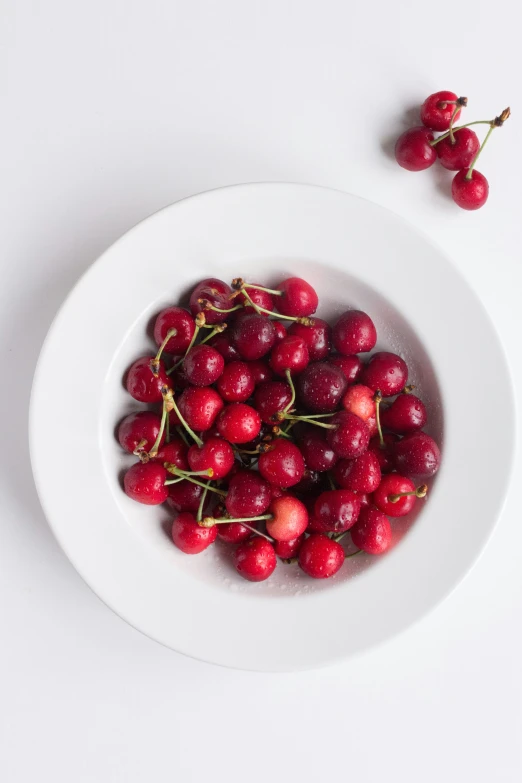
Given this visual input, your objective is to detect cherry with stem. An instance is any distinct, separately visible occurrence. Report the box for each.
[166,312,206,375]
[162,386,204,447]
[151,328,177,376]
[389,483,428,504]
[199,514,275,542]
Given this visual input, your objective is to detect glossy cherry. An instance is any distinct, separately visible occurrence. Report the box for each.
[326,411,370,459]
[297,362,348,413]
[187,437,235,480]
[273,321,287,344]
[233,537,277,582]
[167,480,209,513]
[395,127,436,171]
[237,283,275,315]
[329,354,363,383]
[118,411,164,455]
[351,507,392,555]
[452,169,489,210]
[189,278,232,324]
[373,473,422,517]
[298,534,345,579]
[124,462,169,505]
[314,489,361,532]
[276,277,318,317]
[293,468,324,494]
[247,360,273,386]
[126,357,170,403]
[183,344,224,387]
[342,384,375,422]
[232,313,277,360]
[216,360,255,402]
[421,91,461,132]
[217,403,261,444]
[296,425,338,472]
[393,432,441,478]
[270,335,309,376]
[361,352,408,396]
[333,451,381,493]
[258,438,305,488]
[254,381,292,424]
[380,393,427,434]
[266,495,308,541]
[207,332,241,363]
[152,438,189,470]
[288,318,331,362]
[153,306,196,355]
[172,512,218,554]
[368,433,399,474]
[177,386,224,431]
[225,470,271,518]
[436,128,480,171]
[216,519,253,544]
[332,310,377,355]
[273,536,304,558]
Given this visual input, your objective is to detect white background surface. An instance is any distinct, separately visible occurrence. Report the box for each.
[1,1,521,781]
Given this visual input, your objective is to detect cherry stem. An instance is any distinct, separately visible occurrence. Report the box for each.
[283,369,296,413]
[151,328,177,376]
[148,401,168,457]
[448,104,460,144]
[165,411,170,443]
[271,425,292,440]
[199,514,274,542]
[164,467,227,495]
[345,549,362,559]
[196,482,210,522]
[175,425,190,447]
[403,385,415,394]
[284,415,335,430]
[162,386,203,447]
[242,282,283,297]
[429,120,491,147]
[327,472,336,490]
[241,288,314,325]
[199,323,228,345]
[466,124,495,180]
[199,299,243,315]
[389,484,428,503]
[373,390,384,447]
[167,325,200,374]
[132,438,148,458]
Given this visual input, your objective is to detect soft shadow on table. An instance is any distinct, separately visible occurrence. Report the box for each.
[380,104,420,161]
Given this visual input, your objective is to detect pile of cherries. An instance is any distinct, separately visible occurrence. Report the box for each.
[395,90,510,210]
[118,276,441,583]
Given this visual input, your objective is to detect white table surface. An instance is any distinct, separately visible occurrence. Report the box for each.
[1,2,521,781]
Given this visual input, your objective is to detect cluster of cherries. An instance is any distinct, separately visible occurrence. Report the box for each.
[395,90,510,210]
[118,276,441,582]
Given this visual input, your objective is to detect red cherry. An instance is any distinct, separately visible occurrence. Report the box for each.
[189,278,232,325]
[247,360,274,386]
[233,537,277,582]
[153,306,196,355]
[237,284,275,315]
[216,360,255,403]
[293,468,323,494]
[332,451,381,493]
[314,489,361,532]
[329,354,363,383]
[270,335,309,376]
[152,438,189,470]
[295,424,338,472]
[124,462,168,505]
[436,128,480,171]
[273,536,304,558]
[177,386,224,431]
[225,470,271,517]
[298,534,344,579]
[207,332,241,363]
[232,313,277,360]
[361,352,408,396]
[297,362,348,413]
[332,310,377,355]
[288,318,332,361]
[169,363,191,391]
[217,403,261,443]
[421,91,461,131]
[326,411,370,459]
[171,512,218,554]
[368,433,399,474]
[342,384,375,422]
[254,381,292,424]
[451,169,489,210]
[266,495,308,541]
[126,357,170,403]
[183,344,224,386]
[275,277,318,317]
[395,127,436,171]
[351,507,392,555]
[187,437,235,480]
[167,480,210,513]
[373,473,419,517]
[118,411,164,455]
[393,432,441,478]
[273,321,287,343]
[258,438,305,488]
[380,393,427,434]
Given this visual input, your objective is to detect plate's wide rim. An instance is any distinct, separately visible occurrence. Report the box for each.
[29,183,516,670]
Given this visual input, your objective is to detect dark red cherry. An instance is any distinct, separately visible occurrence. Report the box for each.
[183,344,224,386]
[288,318,332,361]
[266,495,308,541]
[373,473,419,517]
[124,462,168,505]
[166,479,210,513]
[237,283,275,315]
[189,278,232,324]
[326,411,370,459]
[153,306,196,354]
[393,432,441,478]
[169,363,191,390]
[273,535,304,559]
[258,438,305,488]
[217,520,253,544]
[342,384,375,423]
[207,332,241,363]
[395,127,436,171]
[361,352,408,396]
[247,360,274,386]
[295,425,338,472]
[216,360,255,403]
[152,438,189,470]
[172,512,217,554]
[297,362,348,413]
[217,403,261,443]
[314,489,361,532]
[351,507,392,555]
[329,354,363,383]
[273,321,287,343]
[368,433,399,474]
[380,393,427,434]
[118,411,164,455]
[332,310,377,355]
[232,313,277,360]
[225,470,271,517]
[126,357,170,403]
[270,335,309,376]
[254,381,292,424]
[421,90,461,131]
[187,437,235,480]
[177,386,224,431]
[436,128,480,171]
[293,468,323,494]
[233,537,277,581]
[275,277,318,317]
[298,534,344,579]
[332,451,381,493]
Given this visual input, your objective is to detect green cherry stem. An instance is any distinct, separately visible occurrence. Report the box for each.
[242,282,283,297]
[373,390,385,448]
[162,386,203,447]
[282,369,296,413]
[327,472,336,491]
[464,108,512,181]
[198,323,228,345]
[241,287,314,325]
[448,104,461,144]
[175,425,190,447]
[164,467,227,495]
[198,298,243,315]
[151,328,177,375]
[199,515,274,542]
[389,484,428,503]
[196,482,210,522]
[429,120,491,147]
[283,414,335,430]
[148,400,168,457]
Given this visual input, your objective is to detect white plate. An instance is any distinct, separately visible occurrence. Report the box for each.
[30,184,514,671]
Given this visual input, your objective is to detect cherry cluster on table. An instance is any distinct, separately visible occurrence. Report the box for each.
[118,276,441,582]
[395,89,510,210]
